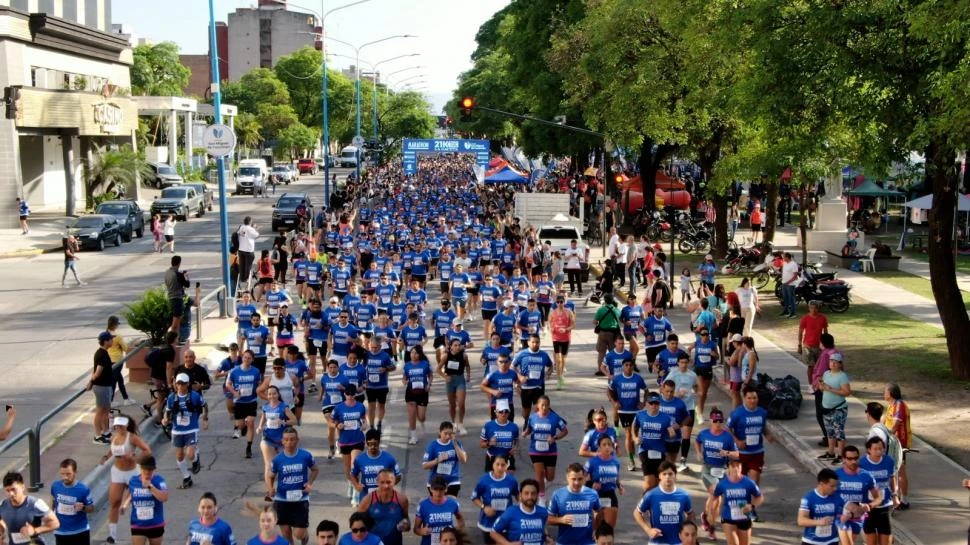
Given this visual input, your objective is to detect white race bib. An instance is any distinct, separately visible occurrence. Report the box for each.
[447,360,460,371]
[600,497,612,508]
[490,498,508,511]
[528,369,541,380]
[266,414,281,429]
[648,450,662,460]
[56,502,77,516]
[699,355,711,363]
[344,420,359,431]
[710,467,725,478]
[238,385,253,397]
[535,440,549,452]
[368,373,380,383]
[745,434,760,446]
[135,505,154,521]
[816,524,832,538]
[437,462,453,474]
[285,489,304,501]
[329,394,342,405]
[729,504,747,521]
[10,534,29,544]
[571,514,590,528]
[176,414,190,427]
[313,339,323,348]
[412,381,425,390]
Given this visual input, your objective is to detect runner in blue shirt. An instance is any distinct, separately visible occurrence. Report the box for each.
[608,359,646,469]
[523,396,568,506]
[125,456,168,538]
[351,430,401,497]
[328,312,360,366]
[652,336,687,386]
[490,478,548,545]
[421,423,467,494]
[244,507,289,545]
[479,276,503,340]
[471,455,519,537]
[51,459,94,542]
[578,408,618,459]
[403,281,428,317]
[548,463,601,545]
[431,300,458,354]
[657,380,689,467]
[480,334,512,377]
[633,461,692,545]
[712,458,763,544]
[398,313,428,352]
[187,493,236,545]
[235,293,258,346]
[449,265,471,321]
[479,400,520,472]
[445,320,473,351]
[620,295,644,363]
[375,276,397,312]
[319,360,347,458]
[481,356,519,419]
[583,438,623,530]
[226,351,261,458]
[727,385,774,505]
[858,437,897,542]
[835,445,881,543]
[516,300,543,349]
[244,313,273,376]
[693,407,738,538]
[491,303,519,348]
[600,337,632,381]
[329,385,367,497]
[633,392,677,491]
[266,428,318,545]
[414,477,463,545]
[363,338,396,431]
[512,336,553,426]
[301,300,329,373]
[337,513,383,545]
[163,374,208,489]
[643,308,673,366]
[688,329,720,419]
[403,346,433,445]
[797,468,846,545]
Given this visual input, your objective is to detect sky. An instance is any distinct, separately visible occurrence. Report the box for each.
[112,0,511,113]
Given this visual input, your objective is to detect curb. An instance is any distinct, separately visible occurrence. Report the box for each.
[0,245,60,259]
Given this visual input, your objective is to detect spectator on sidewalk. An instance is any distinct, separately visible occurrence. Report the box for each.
[164,256,190,335]
[810,334,837,447]
[162,214,177,253]
[0,406,14,441]
[61,235,85,287]
[816,353,852,464]
[734,277,760,337]
[15,197,29,235]
[88,331,115,444]
[593,294,622,376]
[780,253,799,318]
[236,217,260,296]
[106,315,136,407]
[882,383,912,510]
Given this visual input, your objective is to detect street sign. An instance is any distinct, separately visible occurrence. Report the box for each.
[202,124,236,157]
[352,135,365,147]
[402,138,490,175]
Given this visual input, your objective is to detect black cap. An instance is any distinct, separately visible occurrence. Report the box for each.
[647,391,662,403]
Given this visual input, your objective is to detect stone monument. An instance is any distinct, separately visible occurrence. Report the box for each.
[806,168,861,254]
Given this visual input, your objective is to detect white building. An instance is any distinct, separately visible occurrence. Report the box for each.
[0,0,136,224]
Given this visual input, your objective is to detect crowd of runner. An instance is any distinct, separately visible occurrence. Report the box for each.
[2,155,927,545]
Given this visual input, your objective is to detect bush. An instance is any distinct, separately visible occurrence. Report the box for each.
[122,287,171,346]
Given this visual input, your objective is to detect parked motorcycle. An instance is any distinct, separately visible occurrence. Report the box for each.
[722,241,774,275]
[776,270,851,313]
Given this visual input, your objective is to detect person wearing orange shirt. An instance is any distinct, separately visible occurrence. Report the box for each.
[883,382,912,510]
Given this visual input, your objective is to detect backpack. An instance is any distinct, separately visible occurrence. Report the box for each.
[230,227,240,253]
[756,372,803,420]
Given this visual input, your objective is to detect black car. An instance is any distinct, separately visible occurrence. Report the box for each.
[69,214,123,251]
[94,200,145,242]
[272,192,313,232]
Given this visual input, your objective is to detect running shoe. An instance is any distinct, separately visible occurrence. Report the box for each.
[232,427,241,439]
[93,436,109,445]
[105,537,116,544]
[192,458,201,474]
[245,446,252,459]
[141,404,153,417]
[328,446,335,459]
[817,452,835,460]
[830,456,843,465]
[896,501,910,511]
[627,462,637,472]
[677,458,689,472]
[408,432,418,445]
[179,477,193,489]
[123,399,137,407]
[557,376,564,390]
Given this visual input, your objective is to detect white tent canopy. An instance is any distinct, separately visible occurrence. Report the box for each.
[897,193,970,250]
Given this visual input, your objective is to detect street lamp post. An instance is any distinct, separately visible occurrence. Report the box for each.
[334,54,419,144]
[207,0,231,305]
[326,34,415,181]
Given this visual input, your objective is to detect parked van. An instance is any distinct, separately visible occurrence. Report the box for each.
[339,146,359,168]
[236,159,268,195]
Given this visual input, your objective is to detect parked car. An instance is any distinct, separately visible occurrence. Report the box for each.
[297,158,316,175]
[235,159,267,195]
[147,163,184,189]
[316,156,334,169]
[271,165,294,185]
[151,186,203,221]
[271,192,314,232]
[69,214,123,251]
[94,199,145,242]
[184,182,214,212]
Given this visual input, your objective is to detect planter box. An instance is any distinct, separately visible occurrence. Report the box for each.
[825,251,901,271]
[125,342,191,384]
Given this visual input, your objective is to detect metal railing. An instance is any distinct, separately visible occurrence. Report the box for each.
[5,340,149,491]
[195,284,232,342]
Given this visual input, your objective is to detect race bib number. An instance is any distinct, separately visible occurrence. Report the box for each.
[266,414,281,429]
[535,440,549,452]
[286,489,304,501]
[238,385,253,397]
[729,504,747,521]
[710,467,725,478]
[745,434,760,446]
[313,339,323,348]
[447,360,460,371]
[368,373,380,383]
[816,524,832,538]
[528,369,541,380]
[56,502,77,516]
[329,394,342,405]
[648,450,662,460]
[176,414,190,427]
[344,420,359,431]
[135,506,154,521]
[571,514,590,528]
[412,381,425,391]
[490,498,508,511]
[10,534,29,544]
[437,462,453,474]
[699,355,711,363]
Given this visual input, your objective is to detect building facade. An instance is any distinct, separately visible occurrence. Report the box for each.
[0,2,136,224]
[227,0,316,81]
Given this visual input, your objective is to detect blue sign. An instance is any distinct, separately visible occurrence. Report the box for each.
[402,139,490,175]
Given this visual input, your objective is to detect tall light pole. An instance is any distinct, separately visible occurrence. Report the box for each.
[327,34,416,181]
[207,0,230,304]
[332,53,420,143]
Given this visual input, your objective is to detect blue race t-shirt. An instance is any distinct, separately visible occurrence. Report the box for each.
[51,480,93,535]
[331,401,366,446]
[416,497,461,545]
[188,518,237,545]
[525,410,567,456]
[713,476,761,523]
[271,448,316,502]
[548,486,601,545]
[364,350,395,390]
[799,490,843,545]
[423,439,463,485]
[471,472,519,531]
[492,505,548,545]
[480,420,520,458]
[695,428,737,469]
[635,487,692,545]
[584,456,621,493]
[351,451,401,495]
[858,455,896,509]
[727,405,768,454]
[128,474,167,528]
[228,366,261,404]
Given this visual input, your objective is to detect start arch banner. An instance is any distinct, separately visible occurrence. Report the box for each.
[402,138,490,175]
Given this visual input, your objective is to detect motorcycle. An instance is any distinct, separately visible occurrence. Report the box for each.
[678,228,711,254]
[776,270,851,313]
[722,241,773,275]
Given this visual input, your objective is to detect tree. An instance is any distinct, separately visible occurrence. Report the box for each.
[83,145,153,209]
[379,91,436,160]
[234,112,263,155]
[275,47,325,128]
[256,103,299,144]
[221,68,290,115]
[276,123,318,159]
[131,42,191,96]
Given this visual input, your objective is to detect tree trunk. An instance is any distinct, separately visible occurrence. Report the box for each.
[798,176,810,266]
[926,139,970,379]
[635,137,677,212]
[696,126,725,257]
[764,181,778,242]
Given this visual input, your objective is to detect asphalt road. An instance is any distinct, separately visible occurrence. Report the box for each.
[0,171,347,469]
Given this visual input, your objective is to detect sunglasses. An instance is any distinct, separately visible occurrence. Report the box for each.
[844,456,859,461]
[351,528,367,534]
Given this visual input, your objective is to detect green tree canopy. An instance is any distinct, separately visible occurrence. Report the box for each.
[221,68,290,115]
[131,42,191,96]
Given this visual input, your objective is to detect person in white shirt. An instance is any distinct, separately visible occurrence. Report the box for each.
[780,253,800,318]
[563,239,587,296]
[236,217,260,296]
[614,236,630,289]
[734,277,761,336]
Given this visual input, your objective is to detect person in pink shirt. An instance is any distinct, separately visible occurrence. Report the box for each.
[810,334,838,447]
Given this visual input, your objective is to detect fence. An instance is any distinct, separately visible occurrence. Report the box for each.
[195,284,233,342]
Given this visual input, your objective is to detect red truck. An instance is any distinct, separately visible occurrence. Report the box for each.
[297,158,316,175]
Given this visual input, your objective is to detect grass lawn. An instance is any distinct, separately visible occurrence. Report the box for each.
[868,270,970,308]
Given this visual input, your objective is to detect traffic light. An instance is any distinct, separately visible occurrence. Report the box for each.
[460,97,474,121]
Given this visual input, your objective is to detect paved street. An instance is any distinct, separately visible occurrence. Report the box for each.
[0,172,342,471]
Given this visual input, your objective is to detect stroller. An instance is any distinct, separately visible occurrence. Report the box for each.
[584,259,615,306]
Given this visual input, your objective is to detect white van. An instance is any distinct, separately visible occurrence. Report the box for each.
[339,146,359,168]
[236,159,268,195]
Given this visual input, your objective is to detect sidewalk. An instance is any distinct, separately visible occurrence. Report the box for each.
[897,255,970,292]
[0,213,75,258]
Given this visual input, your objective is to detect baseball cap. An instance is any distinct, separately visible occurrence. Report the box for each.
[175,373,190,384]
[503,300,513,308]
[98,331,114,343]
[452,318,463,326]
[830,352,844,362]
[112,416,130,427]
[495,399,511,413]
[647,392,662,403]
[730,333,743,343]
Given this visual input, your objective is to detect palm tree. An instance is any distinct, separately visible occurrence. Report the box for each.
[234,112,263,157]
[83,145,153,209]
